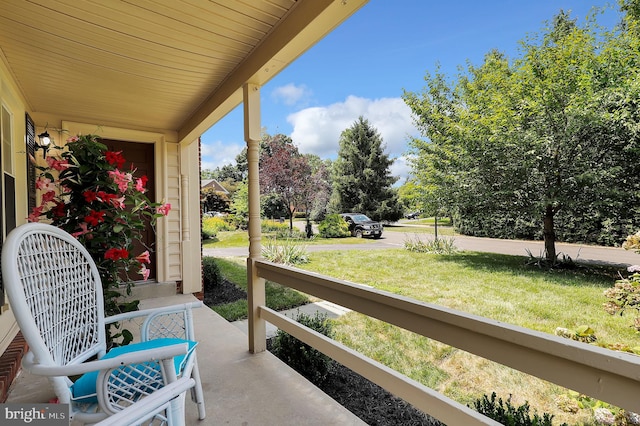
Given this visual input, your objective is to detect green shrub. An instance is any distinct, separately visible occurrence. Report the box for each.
[230,213,248,230]
[271,311,334,384]
[202,227,216,240]
[318,214,350,238]
[273,227,306,240]
[261,219,290,233]
[471,392,567,426]
[261,219,308,239]
[262,238,309,265]
[202,220,218,241]
[404,235,457,254]
[202,257,222,293]
[604,262,640,332]
[202,216,234,239]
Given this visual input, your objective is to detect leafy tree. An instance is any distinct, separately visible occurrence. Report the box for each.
[201,187,230,213]
[261,193,288,220]
[330,117,403,222]
[397,179,420,213]
[201,168,217,179]
[300,154,331,234]
[217,179,241,195]
[404,8,640,261]
[620,0,640,28]
[229,180,249,229]
[259,134,312,231]
[216,163,245,182]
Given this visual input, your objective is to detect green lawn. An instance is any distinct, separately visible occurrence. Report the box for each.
[206,239,637,424]
[301,250,631,343]
[203,231,249,248]
[296,249,635,424]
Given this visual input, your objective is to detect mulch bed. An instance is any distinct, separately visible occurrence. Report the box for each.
[205,278,444,426]
[203,278,247,307]
[277,345,444,426]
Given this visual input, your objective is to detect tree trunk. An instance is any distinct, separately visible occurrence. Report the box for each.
[434,214,439,241]
[543,204,556,263]
[305,208,313,238]
[305,218,313,238]
[288,207,295,232]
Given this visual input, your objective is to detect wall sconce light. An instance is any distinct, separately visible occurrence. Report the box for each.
[36,130,51,158]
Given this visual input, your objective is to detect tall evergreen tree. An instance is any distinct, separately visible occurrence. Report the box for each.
[330,117,403,222]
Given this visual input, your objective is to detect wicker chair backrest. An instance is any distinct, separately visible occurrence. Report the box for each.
[2,223,106,368]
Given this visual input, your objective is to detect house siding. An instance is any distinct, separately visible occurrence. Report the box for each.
[0,65,28,247]
[0,51,33,381]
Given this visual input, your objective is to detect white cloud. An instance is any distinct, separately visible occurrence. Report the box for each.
[390,155,411,185]
[288,95,419,159]
[200,139,244,171]
[271,83,311,106]
[287,96,419,182]
[199,95,420,183]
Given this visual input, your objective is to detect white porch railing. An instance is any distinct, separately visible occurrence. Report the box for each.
[251,259,640,426]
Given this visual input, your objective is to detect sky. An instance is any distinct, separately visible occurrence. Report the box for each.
[200,0,622,183]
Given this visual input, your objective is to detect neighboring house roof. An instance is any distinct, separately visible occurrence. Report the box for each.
[201,179,229,194]
[0,0,367,144]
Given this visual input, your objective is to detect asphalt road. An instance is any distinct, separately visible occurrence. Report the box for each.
[203,225,640,269]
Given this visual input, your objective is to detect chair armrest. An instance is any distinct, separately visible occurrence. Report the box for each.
[93,377,195,426]
[104,301,203,325]
[106,301,203,341]
[22,343,189,377]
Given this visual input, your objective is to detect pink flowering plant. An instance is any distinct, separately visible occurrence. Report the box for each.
[29,134,171,343]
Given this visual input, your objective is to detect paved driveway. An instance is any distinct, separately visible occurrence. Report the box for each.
[203,225,639,268]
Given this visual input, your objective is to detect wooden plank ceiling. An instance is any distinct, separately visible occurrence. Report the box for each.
[0,0,366,142]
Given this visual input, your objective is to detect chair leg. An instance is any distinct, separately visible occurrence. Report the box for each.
[191,356,206,420]
[167,392,187,426]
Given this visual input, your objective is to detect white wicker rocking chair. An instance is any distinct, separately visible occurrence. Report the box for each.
[1,223,206,425]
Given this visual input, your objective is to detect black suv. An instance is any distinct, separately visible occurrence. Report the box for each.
[340,213,383,239]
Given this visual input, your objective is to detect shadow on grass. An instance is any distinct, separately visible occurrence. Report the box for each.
[208,250,621,321]
[435,251,620,288]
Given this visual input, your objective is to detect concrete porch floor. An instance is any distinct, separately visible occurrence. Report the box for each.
[6,294,365,425]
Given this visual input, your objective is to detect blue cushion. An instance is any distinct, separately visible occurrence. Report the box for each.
[71,338,197,403]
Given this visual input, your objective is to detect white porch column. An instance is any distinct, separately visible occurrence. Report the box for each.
[180,140,202,294]
[244,83,266,353]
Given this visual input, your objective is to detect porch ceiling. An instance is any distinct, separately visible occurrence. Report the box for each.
[0,0,366,143]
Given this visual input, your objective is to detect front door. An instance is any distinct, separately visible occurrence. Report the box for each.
[103,140,156,282]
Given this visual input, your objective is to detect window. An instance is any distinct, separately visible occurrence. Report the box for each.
[2,106,11,174]
[1,104,15,235]
[0,103,16,308]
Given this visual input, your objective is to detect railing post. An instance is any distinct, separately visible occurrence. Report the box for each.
[244,82,266,353]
